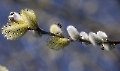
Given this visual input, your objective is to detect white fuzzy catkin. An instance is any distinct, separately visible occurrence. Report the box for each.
[8,12,21,21]
[80,31,89,45]
[89,32,103,46]
[97,31,107,40]
[50,24,62,34]
[67,25,80,40]
[102,43,115,50]
[80,31,89,40]
[96,31,115,50]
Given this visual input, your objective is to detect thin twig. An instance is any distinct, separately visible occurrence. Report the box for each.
[35,27,64,38]
[104,40,120,44]
[35,27,120,45]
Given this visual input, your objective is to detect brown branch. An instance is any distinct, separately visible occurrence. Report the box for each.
[35,27,120,45]
[35,27,64,38]
[104,40,120,44]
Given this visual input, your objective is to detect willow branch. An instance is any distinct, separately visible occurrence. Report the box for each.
[104,40,120,44]
[35,27,120,45]
[35,27,64,38]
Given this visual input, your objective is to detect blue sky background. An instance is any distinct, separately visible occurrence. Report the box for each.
[0,0,120,71]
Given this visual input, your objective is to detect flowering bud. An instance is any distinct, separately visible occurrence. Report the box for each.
[67,25,80,40]
[97,31,107,40]
[1,8,44,40]
[47,36,70,50]
[80,31,89,45]
[50,24,62,34]
[80,31,89,40]
[102,43,115,50]
[20,8,39,30]
[89,32,103,46]
[1,22,28,40]
[8,12,21,22]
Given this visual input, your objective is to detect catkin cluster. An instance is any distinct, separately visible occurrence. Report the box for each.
[1,8,118,51]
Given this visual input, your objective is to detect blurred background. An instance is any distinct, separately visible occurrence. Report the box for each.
[0,0,120,71]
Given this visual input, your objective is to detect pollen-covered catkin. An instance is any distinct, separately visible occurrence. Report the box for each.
[1,22,28,40]
[1,8,41,40]
[20,8,39,30]
[47,36,70,50]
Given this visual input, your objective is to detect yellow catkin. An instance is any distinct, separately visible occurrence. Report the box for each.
[20,8,38,30]
[1,22,28,40]
[1,8,40,40]
[47,36,70,50]
[0,65,9,71]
